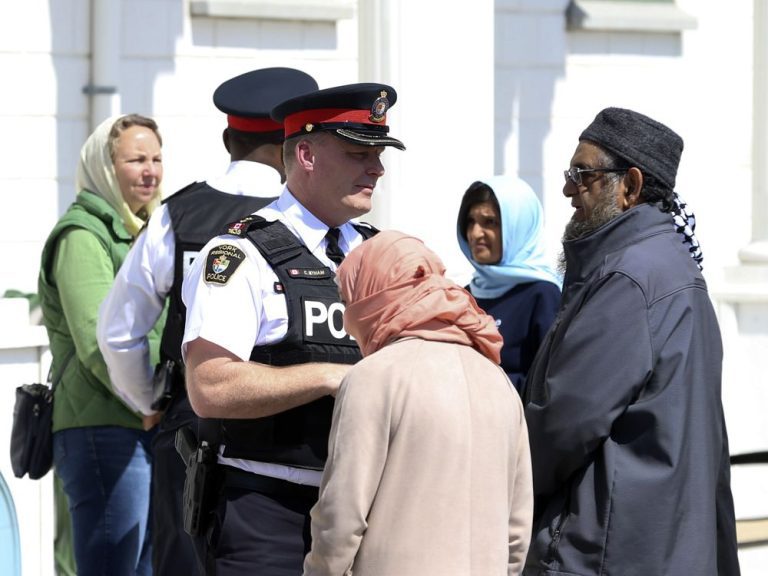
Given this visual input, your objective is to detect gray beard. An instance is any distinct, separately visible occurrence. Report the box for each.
[558,192,623,275]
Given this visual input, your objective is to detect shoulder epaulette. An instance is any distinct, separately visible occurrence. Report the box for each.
[221,214,268,237]
[353,220,379,239]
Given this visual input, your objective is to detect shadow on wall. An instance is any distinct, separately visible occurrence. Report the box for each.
[494,4,567,198]
[566,0,683,58]
[568,29,682,57]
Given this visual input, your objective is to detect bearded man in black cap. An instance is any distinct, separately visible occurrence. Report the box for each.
[523,108,740,575]
[181,83,405,575]
[97,67,318,576]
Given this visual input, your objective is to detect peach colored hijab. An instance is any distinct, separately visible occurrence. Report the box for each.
[338,230,502,363]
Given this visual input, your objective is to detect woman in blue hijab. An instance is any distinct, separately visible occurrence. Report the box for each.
[457,176,561,396]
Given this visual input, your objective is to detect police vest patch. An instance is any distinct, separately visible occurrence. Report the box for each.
[302,297,355,344]
[204,244,246,285]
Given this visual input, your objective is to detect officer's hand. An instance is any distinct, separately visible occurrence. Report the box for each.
[142,412,162,430]
[325,363,352,397]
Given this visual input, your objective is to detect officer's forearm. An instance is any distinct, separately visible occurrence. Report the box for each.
[185,337,349,419]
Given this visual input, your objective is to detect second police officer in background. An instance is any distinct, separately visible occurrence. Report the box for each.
[97,68,318,575]
[181,82,405,575]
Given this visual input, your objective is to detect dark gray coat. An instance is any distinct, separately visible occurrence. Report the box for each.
[524,204,739,575]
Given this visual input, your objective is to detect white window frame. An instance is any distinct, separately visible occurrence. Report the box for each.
[190,0,355,21]
[567,0,697,33]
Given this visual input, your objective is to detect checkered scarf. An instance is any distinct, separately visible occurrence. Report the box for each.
[671,192,703,270]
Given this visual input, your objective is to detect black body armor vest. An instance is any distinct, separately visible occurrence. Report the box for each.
[159,182,274,366]
[217,216,377,469]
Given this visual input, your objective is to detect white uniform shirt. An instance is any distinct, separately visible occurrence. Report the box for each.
[97,161,281,415]
[181,187,364,484]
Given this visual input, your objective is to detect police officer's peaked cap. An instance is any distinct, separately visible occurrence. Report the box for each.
[213,68,318,134]
[271,82,406,150]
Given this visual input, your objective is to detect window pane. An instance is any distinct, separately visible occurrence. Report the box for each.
[589,0,674,3]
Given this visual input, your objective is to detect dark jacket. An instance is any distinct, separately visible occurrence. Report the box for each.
[472,280,560,396]
[523,203,739,575]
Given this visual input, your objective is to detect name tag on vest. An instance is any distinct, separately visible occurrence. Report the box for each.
[288,267,331,279]
[302,297,356,345]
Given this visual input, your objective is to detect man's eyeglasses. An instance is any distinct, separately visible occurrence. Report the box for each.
[564,167,628,186]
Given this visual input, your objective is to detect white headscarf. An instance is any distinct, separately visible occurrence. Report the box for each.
[75,115,162,236]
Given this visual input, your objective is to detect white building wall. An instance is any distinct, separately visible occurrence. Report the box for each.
[0,0,89,299]
[536,0,753,280]
[495,0,570,267]
[357,0,495,282]
[493,0,754,280]
[0,0,361,298]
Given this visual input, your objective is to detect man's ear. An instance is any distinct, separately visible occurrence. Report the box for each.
[296,139,315,171]
[222,129,231,154]
[622,167,644,210]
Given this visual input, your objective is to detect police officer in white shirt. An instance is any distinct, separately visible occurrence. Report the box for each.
[96,67,318,576]
[181,83,405,576]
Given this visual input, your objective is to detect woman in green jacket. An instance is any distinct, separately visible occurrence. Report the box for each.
[39,114,164,576]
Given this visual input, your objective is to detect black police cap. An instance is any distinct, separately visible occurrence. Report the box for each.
[271,82,405,150]
[213,68,318,133]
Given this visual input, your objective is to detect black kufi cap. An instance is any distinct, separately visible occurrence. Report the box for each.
[580,107,683,190]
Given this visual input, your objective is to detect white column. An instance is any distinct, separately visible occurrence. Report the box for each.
[712,9,768,567]
[740,0,768,261]
[356,0,495,280]
[356,0,402,230]
[88,0,121,130]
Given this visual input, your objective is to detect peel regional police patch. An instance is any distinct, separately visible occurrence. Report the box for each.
[204,244,246,285]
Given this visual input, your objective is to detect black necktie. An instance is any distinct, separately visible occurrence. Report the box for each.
[324,227,345,266]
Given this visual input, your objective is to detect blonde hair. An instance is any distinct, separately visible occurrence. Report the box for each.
[108,114,162,162]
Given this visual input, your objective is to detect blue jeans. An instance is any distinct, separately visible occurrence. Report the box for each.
[53,426,155,576]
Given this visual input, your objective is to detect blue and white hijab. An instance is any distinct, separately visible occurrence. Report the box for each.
[457,176,562,299]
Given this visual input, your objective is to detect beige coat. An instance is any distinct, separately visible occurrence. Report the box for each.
[304,337,533,576]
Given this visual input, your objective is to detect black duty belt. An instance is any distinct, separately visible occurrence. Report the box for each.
[222,466,319,498]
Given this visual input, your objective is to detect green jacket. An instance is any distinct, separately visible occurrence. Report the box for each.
[39,190,164,431]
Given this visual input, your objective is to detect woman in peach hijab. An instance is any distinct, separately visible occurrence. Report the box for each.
[303,231,533,576]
